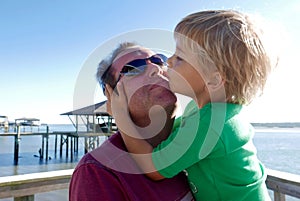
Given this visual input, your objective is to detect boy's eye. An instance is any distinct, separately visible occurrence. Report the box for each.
[176,56,183,61]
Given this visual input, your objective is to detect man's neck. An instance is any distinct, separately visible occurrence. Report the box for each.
[147,118,175,147]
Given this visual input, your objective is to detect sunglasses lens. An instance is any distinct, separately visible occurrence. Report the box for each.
[149,54,168,65]
[157,54,168,62]
[120,54,167,76]
[121,59,147,75]
[150,57,163,65]
[126,59,147,68]
[121,65,146,76]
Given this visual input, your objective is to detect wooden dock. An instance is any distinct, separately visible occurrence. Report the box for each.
[0,125,112,164]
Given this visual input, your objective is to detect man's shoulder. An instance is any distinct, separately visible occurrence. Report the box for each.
[74,153,193,201]
[75,152,102,169]
[72,134,194,201]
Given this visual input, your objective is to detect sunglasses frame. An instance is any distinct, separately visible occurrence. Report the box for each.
[119,54,168,77]
[100,54,168,94]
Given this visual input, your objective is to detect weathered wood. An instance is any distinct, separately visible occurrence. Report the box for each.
[1,165,299,200]
[266,168,300,199]
[0,169,73,199]
[274,191,285,201]
[14,195,34,201]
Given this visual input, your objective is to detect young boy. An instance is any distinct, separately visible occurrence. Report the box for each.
[112,10,273,200]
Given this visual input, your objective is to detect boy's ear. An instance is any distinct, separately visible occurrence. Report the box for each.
[207,72,224,91]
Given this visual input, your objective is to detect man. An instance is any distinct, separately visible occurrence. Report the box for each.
[69,42,193,201]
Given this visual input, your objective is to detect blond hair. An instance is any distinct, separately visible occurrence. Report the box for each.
[175,10,273,105]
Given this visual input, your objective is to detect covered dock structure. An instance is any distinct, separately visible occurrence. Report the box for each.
[60,100,117,134]
[60,101,117,154]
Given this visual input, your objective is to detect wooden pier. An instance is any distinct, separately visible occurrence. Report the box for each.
[0,101,117,164]
[0,126,113,165]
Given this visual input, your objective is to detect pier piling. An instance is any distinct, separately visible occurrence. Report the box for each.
[40,125,49,160]
[13,126,21,165]
[54,134,57,157]
[45,126,49,160]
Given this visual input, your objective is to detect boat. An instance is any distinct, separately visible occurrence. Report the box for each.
[0,116,9,132]
[15,118,40,127]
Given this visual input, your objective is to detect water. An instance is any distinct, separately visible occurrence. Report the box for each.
[253,127,300,175]
[253,127,300,201]
[0,125,300,200]
[0,124,108,201]
[0,124,110,176]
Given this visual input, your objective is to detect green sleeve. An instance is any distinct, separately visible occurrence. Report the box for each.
[152,110,214,178]
[152,101,227,178]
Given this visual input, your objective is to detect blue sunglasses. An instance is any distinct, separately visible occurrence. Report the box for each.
[119,54,168,76]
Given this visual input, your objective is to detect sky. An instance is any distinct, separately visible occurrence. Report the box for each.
[0,0,299,124]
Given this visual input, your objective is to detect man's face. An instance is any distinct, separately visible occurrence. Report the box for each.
[110,47,177,127]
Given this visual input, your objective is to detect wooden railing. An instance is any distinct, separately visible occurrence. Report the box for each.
[266,169,300,201]
[0,169,73,201]
[0,169,299,201]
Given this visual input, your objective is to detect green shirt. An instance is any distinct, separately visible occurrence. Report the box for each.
[152,101,270,201]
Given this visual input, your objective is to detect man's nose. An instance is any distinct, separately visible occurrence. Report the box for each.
[148,64,164,77]
[167,56,173,68]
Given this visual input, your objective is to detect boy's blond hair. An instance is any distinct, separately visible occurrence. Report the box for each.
[175,10,273,105]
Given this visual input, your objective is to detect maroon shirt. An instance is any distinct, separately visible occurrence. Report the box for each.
[69,132,193,201]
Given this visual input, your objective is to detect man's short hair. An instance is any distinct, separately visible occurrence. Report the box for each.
[96,42,139,93]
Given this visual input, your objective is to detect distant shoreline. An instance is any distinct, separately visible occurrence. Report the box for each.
[251,122,300,128]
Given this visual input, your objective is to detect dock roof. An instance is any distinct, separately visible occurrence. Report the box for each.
[60,101,109,116]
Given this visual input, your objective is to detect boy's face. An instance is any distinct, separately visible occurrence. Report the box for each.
[166,40,226,108]
[166,42,210,108]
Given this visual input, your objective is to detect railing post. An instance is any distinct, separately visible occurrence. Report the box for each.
[274,191,286,201]
[14,195,34,201]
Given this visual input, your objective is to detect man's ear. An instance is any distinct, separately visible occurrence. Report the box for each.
[207,72,224,91]
[105,85,113,116]
[105,84,113,98]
